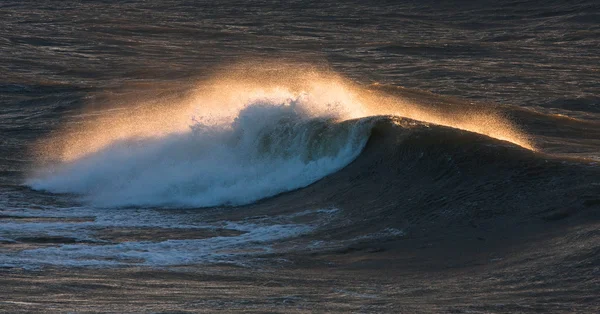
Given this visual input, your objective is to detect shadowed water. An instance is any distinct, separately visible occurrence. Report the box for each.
[1,1,599,313]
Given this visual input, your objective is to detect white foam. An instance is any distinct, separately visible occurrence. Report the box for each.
[28,94,370,208]
[3,223,312,267]
[0,207,341,268]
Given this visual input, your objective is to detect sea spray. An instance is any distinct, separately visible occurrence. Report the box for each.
[28,94,372,208]
[27,64,533,207]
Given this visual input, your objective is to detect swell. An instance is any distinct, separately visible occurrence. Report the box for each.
[17,114,600,268]
[26,109,548,210]
[27,64,591,210]
[28,102,597,211]
[229,116,600,239]
[252,116,600,241]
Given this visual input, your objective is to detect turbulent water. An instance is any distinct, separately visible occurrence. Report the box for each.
[27,91,372,208]
[1,0,599,312]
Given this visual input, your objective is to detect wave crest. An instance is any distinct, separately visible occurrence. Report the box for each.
[28,63,534,208]
[28,93,372,207]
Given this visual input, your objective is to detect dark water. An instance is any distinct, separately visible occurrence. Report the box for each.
[1,1,600,312]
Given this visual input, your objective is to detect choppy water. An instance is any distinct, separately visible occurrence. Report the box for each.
[1,2,599,311]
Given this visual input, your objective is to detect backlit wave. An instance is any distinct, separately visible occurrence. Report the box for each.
[28,62,534,207]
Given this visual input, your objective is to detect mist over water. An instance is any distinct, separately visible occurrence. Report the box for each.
[1,2,600,311]
[25,65,535,208]
[28,91,371,207]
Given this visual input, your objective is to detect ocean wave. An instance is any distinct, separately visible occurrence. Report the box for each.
[27,94,371,208]
[27,65,540,208]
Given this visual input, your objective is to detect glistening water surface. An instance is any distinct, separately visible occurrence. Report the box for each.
[1,1,599,312]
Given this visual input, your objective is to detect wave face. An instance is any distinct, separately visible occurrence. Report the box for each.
[28,94,371,207]
[27,65,537,208]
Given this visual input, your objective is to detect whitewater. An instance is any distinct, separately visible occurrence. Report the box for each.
[29,94,371,207]
[2,1,600,311]
[26,65,534,208]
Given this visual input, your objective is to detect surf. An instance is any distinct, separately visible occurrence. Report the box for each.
[27,62,535,208]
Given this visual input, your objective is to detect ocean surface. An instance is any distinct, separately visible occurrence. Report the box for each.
[1,0,599,312]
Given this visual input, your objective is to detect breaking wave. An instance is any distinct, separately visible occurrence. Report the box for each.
[27,64,536,208]
[28,94,371,207]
